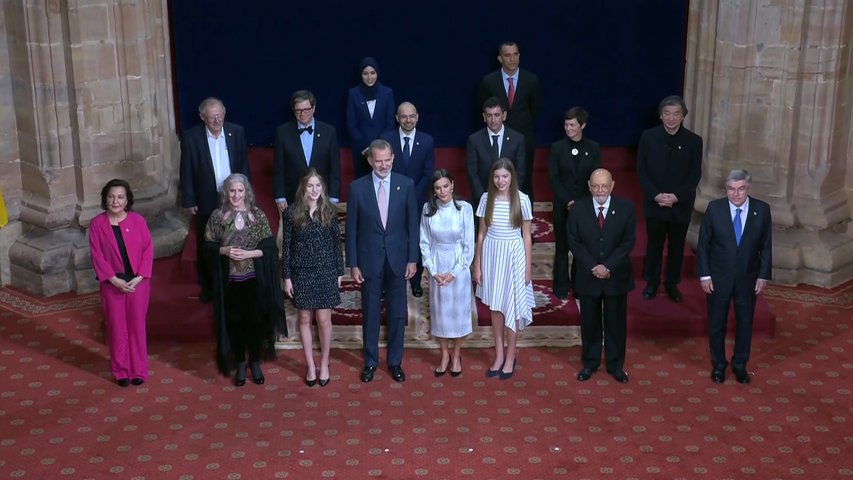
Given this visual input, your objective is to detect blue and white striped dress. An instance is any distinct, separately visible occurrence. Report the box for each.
[475,193,535,331]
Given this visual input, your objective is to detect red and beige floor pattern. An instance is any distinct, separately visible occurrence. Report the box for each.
[0,282,850,479]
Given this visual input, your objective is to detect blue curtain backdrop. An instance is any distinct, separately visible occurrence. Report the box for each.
[170,1,688,147]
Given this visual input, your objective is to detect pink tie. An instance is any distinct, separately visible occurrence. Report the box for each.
[378,180,388,228]
[507,77,516,108]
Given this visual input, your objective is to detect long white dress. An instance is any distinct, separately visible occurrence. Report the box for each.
[475,193,535,332]
[419,199,475,338]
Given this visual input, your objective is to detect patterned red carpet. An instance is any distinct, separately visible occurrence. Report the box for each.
[0,282,850,479]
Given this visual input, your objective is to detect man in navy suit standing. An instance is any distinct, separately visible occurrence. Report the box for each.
[179,97,249,303]
[697,169,772,384]
[568,168,636,384]
[380,101,435,297]
[478,41,541,201]
[273,90,341,212]
[345,139,419,383]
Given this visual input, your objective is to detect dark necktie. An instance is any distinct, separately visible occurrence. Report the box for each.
[298,126,313,135]
[492,134,500,159]
[734,208,743,245]
[598,206,605,229]
[507,77,516,108]
[403,136,411,165]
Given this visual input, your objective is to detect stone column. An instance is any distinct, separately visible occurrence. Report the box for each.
[2,0,186,296]
[685,0,853,287]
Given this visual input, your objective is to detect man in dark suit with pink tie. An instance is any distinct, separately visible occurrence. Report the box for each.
[697,169,772,384]
[345,139,419,383]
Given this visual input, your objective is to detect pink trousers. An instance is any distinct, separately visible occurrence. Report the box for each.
[99,280,150,381]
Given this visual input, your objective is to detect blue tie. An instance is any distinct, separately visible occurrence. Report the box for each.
[403,136,411,165]
[734,208,743,245]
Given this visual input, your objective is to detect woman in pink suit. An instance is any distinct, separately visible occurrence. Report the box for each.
[88,179,153,387]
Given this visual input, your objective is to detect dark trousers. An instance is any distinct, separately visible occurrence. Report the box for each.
[551,202,574,295]
[642,217,689,287]
[195,213,213,295]
[520,141,536,202]
[225,278,263,363]
[361,257,407,368]
[707,285,756,370]
[410,251,424,290]
[578,293,627,373]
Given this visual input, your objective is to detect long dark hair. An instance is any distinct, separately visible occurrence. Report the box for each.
[484,158,522,228]
[291,168,337,228]
[424,169,462,217]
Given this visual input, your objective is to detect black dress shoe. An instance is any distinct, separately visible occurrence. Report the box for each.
[733,369,751,384]
[411,284,423,298]
[389,365,405,382]
[642,283,657,300]
[117,378,130,387]
[711,369,725,384]
[360,366,376,383]
[665,285,683,302]
[611,370,629,383]
[576,367,595,382]
[130,378,144,386]
[250,362,265,385]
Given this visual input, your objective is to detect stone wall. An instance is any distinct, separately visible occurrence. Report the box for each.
[0,0,184,296]
[684,0,853,287]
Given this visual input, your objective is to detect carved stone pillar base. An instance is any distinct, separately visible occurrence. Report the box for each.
[0,222,23,286]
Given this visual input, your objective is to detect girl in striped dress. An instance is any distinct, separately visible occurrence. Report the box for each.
[473,159,535,380]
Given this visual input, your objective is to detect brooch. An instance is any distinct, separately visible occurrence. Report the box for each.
[571,148,579,156]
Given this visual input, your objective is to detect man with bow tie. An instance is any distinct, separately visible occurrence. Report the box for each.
[697,169,772,385]
[273,90,341,212]
[568,168,636,384]
[180,97,250,303]
[380,101,435,297]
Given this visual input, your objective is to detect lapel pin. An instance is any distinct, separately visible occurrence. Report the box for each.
[677,145,682,150]
[416,141,420,146]
[228,132,232,137]
[396,186,400,191]
[317,133,320,137]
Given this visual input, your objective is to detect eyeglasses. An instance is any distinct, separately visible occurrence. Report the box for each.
[725,186,750,194]
[294,107,314,114]
[398,114,417,120]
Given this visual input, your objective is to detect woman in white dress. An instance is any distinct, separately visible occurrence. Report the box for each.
[473,159,535,380]
[420,170,475,377]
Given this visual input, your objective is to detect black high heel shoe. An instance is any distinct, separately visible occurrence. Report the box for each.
[434,358,450,377]
[486,361,504,378]
[499,360,517,380]
[234,361,247,387]
[450,357,463,377]
[305,369,318,387]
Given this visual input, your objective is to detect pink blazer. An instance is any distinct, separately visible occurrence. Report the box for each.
[89,211,153,283]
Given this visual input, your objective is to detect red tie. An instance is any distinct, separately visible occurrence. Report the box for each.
[598,206,605,228]
[507,77,516,108]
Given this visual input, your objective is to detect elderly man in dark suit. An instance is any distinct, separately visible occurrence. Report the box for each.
[466,96,526,203]
[697,169,772,385]
[179,97,250,303]
[568,168,636,384]
[380,101,435,298]
[273,90,341,212]
[345,139,419,383]
[548,107,601,299]
[478,41,541,200]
